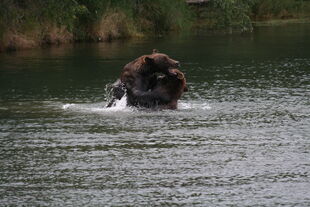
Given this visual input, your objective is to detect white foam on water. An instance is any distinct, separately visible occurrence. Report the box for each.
[61,95,133,114]
[103,95,131,112]
[179,101,211,110]
[62,104,76,110]
[61,94,211,115]
[62,99,210,115]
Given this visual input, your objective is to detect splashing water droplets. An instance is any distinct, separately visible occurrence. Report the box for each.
[61,94,133,114]
[106,95,129,111]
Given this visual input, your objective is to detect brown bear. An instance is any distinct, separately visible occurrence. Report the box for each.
[148,68,188,109]
[107,50,180,107]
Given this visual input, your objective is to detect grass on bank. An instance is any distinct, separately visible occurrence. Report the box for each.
[192,0,310,32]
[0,0,192,51]
[0,0,310,51]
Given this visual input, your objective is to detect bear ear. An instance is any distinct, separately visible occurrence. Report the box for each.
[152,49,159,54]
[142,56,154,65]
[177,72,185,80]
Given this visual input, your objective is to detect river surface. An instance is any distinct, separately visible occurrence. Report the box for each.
[0,24,310,206]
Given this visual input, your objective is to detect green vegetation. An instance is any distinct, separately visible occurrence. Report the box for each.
[251,0,310,20]
[1,0,309,51]
[193,0,310,32]
[192,0,255,32]
[0,0,192,51]
[74,0,192,41]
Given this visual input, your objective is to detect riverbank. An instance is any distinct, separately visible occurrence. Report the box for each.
[0,0,191,52]
[1,0,310,52]
[253,18,310,27]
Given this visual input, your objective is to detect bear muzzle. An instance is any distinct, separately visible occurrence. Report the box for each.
[175,61,180,68]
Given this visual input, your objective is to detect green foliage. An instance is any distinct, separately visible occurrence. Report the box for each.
[210,0,254,31]
[251,0,308,19]
[192,0,310,32]
[134,0,193,33]
[76,0,132,22]
[0,0,87,33]
[1,0,309,50]
[73,0,192,35]
[38,0,87,30]
[194,0,254,32]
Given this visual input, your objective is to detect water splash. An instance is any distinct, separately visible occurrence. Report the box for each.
[61,98,211,114]
[105,95,130,112]
[61,95,133,114]
[62,103,76,110]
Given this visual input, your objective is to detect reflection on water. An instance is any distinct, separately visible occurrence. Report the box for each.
[0,24,310,206]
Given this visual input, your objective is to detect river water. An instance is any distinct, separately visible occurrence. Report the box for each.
[0,24,310,206]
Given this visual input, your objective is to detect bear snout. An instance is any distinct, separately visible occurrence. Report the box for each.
[174,61,180,68]
[167,58,180,68]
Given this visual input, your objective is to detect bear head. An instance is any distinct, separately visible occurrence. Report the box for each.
[157,68,188,98]
[140,49,180,75]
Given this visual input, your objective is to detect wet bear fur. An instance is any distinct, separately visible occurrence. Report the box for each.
[149,68,188,109]
[107,50,180,107]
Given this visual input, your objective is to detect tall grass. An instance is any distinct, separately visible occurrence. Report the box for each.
[0,0,86,50]
[0,0,84,32]
[74,0,192,39]
[1,0,310,51]
[0,0,192,50]
[133,0,192,33]
[193,0,254,32]
[192,0,310,32]
[251,0,309,20]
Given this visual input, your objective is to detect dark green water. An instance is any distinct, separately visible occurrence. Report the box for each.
[0,24,310,206]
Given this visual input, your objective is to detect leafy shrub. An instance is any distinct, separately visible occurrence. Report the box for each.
[134,0,192,33]
[193,0,254,32]
[251,0,307,20]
